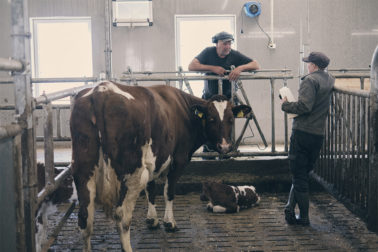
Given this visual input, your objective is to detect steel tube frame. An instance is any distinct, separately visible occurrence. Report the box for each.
[122,68,292,75]
[11,0,36,251]
[32,77,98,83]
[0,124,23,139]
[270,79,276,152]
[37,166,71,208]
[104,0,113,79]
[30,70,292,155]
[312,56,376,233]
[43,102,55,185]
[0,57,24,72]
[368,45,378,232]
[120,72,293,82]
[35,83,97,104]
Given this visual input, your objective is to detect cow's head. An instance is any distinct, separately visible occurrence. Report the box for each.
[192,95,251,154]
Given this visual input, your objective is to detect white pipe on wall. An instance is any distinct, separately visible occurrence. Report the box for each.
[270,0,274,43]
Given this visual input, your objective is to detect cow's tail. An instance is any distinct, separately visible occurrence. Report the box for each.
[95,146,120,218]
[86,83,121,218]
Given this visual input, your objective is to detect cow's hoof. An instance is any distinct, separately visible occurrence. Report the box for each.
[206,203,214,212]
[163,222,178,232]
[146,218,160,229]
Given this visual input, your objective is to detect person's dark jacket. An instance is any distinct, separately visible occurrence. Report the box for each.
[282,70,335,136]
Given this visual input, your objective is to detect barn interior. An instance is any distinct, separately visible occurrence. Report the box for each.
[1,0,378,251]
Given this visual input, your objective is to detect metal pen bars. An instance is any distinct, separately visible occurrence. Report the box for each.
[27,69,294,156]
[314,88,370,214]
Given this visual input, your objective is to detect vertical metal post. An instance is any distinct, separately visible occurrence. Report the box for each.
[283,78,289,152]
[230,66,236,142]
[43,102,55,185]
[11,0,36,251]
[13,134,25,251]
[361,97,367,208]
[178,66,194,95]
[104,0,113,79]
[56,107,61,139]
[360,77,365,90]
[270,78,276,152]
[368,45,378,232]
[218,78,223,95]
[178,66,184,90]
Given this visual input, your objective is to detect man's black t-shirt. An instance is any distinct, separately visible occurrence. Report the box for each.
[195,46,253,99]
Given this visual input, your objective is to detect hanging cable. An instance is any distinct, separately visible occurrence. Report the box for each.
[254,17,273,44]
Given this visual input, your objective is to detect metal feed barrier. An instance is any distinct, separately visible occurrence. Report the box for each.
[21,69,295,158]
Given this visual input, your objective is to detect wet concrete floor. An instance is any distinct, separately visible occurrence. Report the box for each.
[49,192,378,251]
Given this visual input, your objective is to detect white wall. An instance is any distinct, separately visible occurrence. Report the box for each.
[0,0,377,143]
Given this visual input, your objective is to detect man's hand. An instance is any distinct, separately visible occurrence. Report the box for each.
[281,96,288,103]
[211,66,227,76]
[228,67,242,81]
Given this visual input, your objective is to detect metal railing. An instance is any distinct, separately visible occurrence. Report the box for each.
[312,51,377,232]
[313,87,371,217]
[1,70,294,157]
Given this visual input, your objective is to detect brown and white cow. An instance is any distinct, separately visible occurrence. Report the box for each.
[200,181,260,213]
[70,81,251,251]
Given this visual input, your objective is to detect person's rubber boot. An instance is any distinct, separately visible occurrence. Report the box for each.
[295,190,310,226]
[284,185,296,225]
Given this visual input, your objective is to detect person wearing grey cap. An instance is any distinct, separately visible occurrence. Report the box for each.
[188,31,260,100]
[281,51,335,226]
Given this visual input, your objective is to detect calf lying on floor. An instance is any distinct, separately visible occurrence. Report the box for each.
[200,181,260,213]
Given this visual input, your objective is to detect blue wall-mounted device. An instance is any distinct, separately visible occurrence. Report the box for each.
[243,2,261,18]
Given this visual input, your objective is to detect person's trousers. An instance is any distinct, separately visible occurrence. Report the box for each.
[289,130,324,193]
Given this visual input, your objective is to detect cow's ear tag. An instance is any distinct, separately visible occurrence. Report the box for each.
[237,111,244,118]
[195,109,204,118]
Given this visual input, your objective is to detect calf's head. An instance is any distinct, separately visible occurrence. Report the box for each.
[192,95,251,154]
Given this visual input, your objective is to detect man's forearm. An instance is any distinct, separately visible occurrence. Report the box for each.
[189,58,211,71]
[237,60,260,72]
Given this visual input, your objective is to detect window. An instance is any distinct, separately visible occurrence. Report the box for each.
[175,15,236,97]
[30,17,93,104]
[112,0,153,27]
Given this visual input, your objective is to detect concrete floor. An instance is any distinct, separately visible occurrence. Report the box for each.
[48,192,378,252]
[38,146,378,251]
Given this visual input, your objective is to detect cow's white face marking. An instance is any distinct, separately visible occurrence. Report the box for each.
[96,82,135,100]
[212,100,228,121]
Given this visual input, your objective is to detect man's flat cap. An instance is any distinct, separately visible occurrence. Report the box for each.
[212,31,234,43]
[303,52,330,68]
